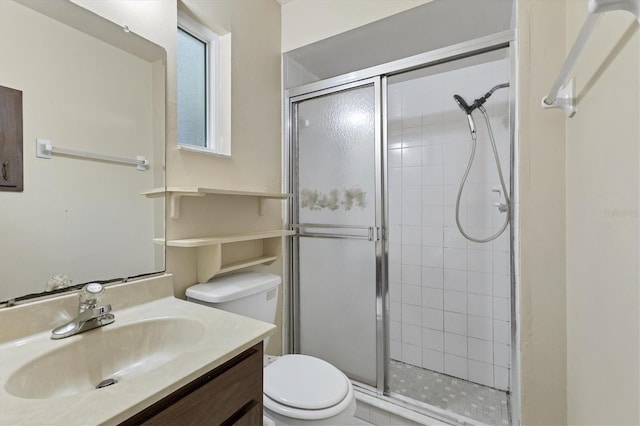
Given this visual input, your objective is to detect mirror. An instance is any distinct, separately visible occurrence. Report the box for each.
[0,0,165,304]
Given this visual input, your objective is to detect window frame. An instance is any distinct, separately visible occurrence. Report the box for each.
[177,10,224,156]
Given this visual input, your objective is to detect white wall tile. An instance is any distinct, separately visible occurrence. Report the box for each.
[421,267,443,289]
[493,320,510,344]
[444,354,468,379]
[444,142,468,165]
[493,250,510,275]
[370,405,392,426]
[468,271,493,295]
[390,339,402,360]
[402,284,421,306]
[468,293,492,318]
[422,349,444,373]
[422,186,443,205]
[402,245,421,266]
[402,323,422,346]
[422,145,444,165]
[444,205,465,226]
[402,343,422,366]
[444,247,467,270]
[493,296,510,321]
[494,366,509,391]
[390,282,401,303]
[468,360,494,387]
[468,337,493,364]
[389,262,401,282]
[390,302,401,322]
[444,311,467,335]
[422,123,444,145]
[388,129,402,147]
[422,205,443,226]
[388,148,402,168]
[444,332,467,357]
[389,225,401,246]
[390,321,401,341]
[402,126,422,147]
[402,166,421,187]
[401,264,421,286]
[423,328,444,352]
[422,165,443,186]
[422,287,443,310]
[402,146,422,167]
[444,290,467,314]
[402,186,422,206]
[422,247,443,268]
[468,249,492,273]
[468,315,493,341]
[402,205,422,226]
[401,225,422,246]
[444,269,467,292]
[422,307,443,331]
[402,304,421,326]
[389,167,402,188]
[494,342,510,367]
[493,273,510,298]
[422,226,443,247]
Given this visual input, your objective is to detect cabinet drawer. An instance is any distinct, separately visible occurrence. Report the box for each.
[123,343,263,426]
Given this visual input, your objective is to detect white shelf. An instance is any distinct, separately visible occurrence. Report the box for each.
[142,187,291,219]
[158,230,294,283]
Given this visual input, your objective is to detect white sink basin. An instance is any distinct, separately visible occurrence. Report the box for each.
[5,317,205,399]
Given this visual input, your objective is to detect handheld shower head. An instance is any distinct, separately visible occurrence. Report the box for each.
[453,94,476,139]
[453,94,472,114]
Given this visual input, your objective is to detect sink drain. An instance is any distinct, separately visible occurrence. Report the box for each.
[96,378,117,389]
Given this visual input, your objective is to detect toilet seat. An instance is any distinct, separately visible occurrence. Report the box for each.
[263,355,354,420]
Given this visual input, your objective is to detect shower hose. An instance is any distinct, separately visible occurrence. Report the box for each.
[455,105,510,243]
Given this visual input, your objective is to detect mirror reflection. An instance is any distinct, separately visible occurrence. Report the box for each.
[0,0,166,303]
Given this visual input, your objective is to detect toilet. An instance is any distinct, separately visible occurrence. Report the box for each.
[186,272,357,426]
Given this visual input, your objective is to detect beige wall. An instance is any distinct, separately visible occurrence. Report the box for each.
[516,1,568,424]
[74,0,284,354]
[565,2,640,424]
[281,0,431,52]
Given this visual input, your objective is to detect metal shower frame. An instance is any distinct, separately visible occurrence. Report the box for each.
[282,28,520,425]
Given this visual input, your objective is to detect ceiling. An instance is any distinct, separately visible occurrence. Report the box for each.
[284,0,514,82]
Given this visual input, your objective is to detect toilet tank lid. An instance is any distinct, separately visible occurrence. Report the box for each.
[186,272,281,303]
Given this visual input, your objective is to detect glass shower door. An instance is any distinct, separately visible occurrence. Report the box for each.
[291,79,382,387]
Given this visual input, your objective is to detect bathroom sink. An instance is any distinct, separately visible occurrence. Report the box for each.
[5,317,205,399]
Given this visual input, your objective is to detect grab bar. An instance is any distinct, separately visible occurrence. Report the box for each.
[36,139,149,171]
[291,224,378,241]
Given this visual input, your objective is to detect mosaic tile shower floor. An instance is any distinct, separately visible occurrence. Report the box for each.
[389,360,509,425]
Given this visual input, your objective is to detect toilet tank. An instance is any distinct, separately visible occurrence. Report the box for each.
[185,271,281,324]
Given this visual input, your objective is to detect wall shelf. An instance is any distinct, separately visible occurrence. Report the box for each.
[158,230,294,283]
[142,187,291,219]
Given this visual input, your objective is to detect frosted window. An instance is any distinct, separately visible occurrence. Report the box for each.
[177,28,206,147]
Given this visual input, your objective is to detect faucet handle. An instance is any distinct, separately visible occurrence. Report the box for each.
[78,283,105,311]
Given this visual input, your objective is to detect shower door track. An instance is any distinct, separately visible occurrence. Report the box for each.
[284,29,518,425]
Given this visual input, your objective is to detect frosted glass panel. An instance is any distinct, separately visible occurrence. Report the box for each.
[297,86,376,226]
[295,84,378,386]
[177,28,206,147]
[299,238,377,385]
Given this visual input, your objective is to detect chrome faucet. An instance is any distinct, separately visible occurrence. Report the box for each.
[51,283,115,340]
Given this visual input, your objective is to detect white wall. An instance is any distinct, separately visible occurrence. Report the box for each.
[388,57,512,391]
[565,2,640,423]
[281,0,431,52]
[0,1,159,301]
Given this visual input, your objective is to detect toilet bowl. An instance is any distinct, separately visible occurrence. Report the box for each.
[186,272,356,425]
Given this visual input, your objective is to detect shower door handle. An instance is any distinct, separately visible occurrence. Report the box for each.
[291,223,378,241]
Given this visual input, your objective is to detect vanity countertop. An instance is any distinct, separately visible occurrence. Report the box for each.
[0,274,275,425]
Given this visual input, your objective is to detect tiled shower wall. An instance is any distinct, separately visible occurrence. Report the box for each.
[387,58,511,391]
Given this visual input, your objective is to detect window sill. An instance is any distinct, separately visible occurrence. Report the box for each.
[177,143,231,158]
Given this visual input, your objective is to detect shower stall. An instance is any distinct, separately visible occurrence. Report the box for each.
[286,39,516,425]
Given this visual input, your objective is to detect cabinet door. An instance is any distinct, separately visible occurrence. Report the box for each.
[0,86,23,192]
[122,344,263,426]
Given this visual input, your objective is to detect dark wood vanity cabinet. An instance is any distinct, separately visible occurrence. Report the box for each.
[122,343,264,426]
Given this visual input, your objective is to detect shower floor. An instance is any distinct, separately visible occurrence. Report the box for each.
[389,360,509,425]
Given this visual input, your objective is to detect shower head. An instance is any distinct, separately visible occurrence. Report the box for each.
[453,94,472,115]
[453,94,477,139]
